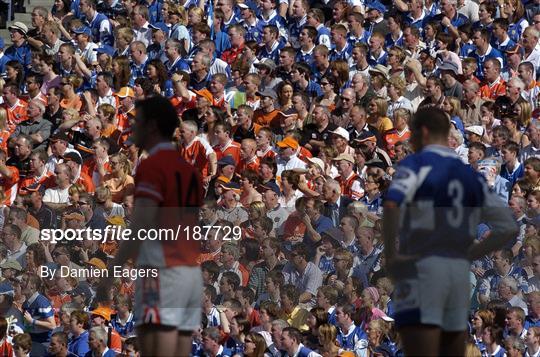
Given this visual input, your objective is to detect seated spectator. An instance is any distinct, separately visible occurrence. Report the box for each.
[68,310,90,357]
[100,153,134,205]
[86,326,116,357]
[110,294,135,339]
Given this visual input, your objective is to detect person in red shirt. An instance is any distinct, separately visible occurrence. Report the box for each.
[213,121,242,163]
[63,152,95,194]
[0,316,13,357]
[98,96,204,357]
[480,58,506,100]
[0,151,19,206]
[237,138,260,174]
[2,83,28,133]
[221,24,246,65]
[332,153,364,200]
[179,120,217,183]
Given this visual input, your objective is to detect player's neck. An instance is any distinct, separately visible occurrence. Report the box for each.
[144,138,168,152]
[422,138,448,148]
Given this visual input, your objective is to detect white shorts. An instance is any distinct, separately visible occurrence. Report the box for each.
[134,266,203,331]
[393,256,470,331]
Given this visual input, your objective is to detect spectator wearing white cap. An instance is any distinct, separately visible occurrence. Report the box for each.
[330,128,354,156]
[465,126,485,143]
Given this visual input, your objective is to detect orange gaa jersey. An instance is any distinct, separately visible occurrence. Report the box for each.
[135,142,204,267]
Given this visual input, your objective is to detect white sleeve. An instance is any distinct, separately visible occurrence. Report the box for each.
[88,44,98,63]
[319,34,331,49]
[199,138,215,157]
[42,189,53,203]
[100,19,111,35]
[351,180,364,200]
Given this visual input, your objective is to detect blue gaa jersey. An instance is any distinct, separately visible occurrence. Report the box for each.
[385,145,488,259]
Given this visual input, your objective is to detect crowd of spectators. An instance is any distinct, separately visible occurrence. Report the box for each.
[0,0,540,355]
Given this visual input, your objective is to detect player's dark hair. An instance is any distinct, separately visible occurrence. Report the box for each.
[135,96,179,138]
[411,107,450,139]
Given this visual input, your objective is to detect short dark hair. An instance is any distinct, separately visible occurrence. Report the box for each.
[411,107,450,139]
[282,327,303,343]
[201,261,220,281]
[221,271,241,290]
[135,96,179,138]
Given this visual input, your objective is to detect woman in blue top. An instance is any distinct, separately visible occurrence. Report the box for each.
[146,59,174,98]
[360,173,386,216]
[502,0,529,42]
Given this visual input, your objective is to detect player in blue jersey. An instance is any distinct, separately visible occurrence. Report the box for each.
[383,107,519,356]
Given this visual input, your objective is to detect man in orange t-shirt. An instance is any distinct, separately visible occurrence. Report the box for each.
[179,120,217,184]
[253,89,279,127]
[2,84,28,133]
[479,58,506,100]
[63,152,95,194]
[213,121,241,163]
[237,138,260,174]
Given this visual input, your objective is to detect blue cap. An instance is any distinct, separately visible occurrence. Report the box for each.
[0,282,14,296]
[259,181,281,196]
[73,26,92,36]
[149,22,170,35]
[94,44,115,57]
[217,155,236,167]
[367,1,386,13]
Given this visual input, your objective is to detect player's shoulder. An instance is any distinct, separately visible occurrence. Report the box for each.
[140,143,193,171]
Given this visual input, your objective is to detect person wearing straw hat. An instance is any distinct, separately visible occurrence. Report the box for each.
[333,154,364,200]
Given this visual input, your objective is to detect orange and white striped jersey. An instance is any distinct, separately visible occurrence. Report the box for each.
[4,99,28,134]
[179,137,214,177]
[213,140,241,163]
[237,155,260,174]
[1,166,19,206]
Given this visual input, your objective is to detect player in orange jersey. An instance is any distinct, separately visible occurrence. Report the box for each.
[98,96,204,357]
